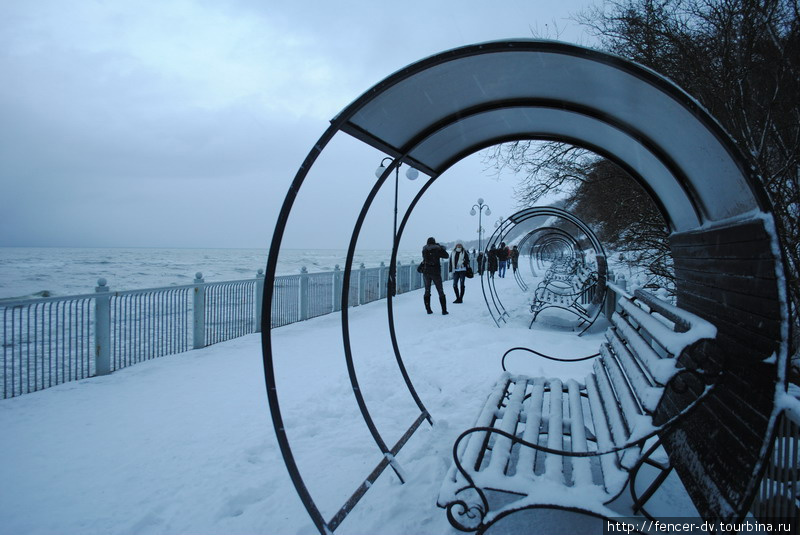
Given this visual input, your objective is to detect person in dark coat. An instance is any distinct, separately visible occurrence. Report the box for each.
[477,251,485,276]
[448,242,470,304]
[497,242,509,278]
[487,245,498,278]
[510,245,520,274]
[421,237,449,315]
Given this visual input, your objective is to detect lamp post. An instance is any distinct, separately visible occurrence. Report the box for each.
[494,216,505,228]
[376,157,419,295]
[470,198,491,252]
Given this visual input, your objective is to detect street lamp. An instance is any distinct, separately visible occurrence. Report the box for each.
[376,157,419,295]
[470,198,491,251]
[494,216,505,228]
[375,157,419,247]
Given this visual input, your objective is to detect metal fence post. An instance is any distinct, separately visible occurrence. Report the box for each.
[605,274,627,319]
[193,272,206,349]
[604,276,616,320]
[255,268,265,333]
[94,278,112,376]
[378,262,386,299]
[299,267,309,320]
[617,274,627,291]
[333,264,342,312]
[358,263,366,305]
[396,261,403,294]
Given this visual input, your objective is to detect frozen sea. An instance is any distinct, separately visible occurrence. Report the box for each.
[0,247,422,299]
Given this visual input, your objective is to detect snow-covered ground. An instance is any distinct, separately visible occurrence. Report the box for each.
[0,275,697,534]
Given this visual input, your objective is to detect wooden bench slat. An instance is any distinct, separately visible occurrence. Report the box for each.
[599,353,644,470]
[593,359,629,445]
[545,379,564,482]
[604,332,662,413]
[601,345,643,423]
[567,379,593,487]
[620,295,685,338]
[488,376,528,476]
[585,373,626,493]
[612,313,676,385]
[594,357,645,472]
[517,378,545,477]
[460,375,510,473]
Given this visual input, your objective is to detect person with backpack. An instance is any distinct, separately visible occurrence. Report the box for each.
[421,237,449,315]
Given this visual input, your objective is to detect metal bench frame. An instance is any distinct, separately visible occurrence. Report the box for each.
[530,264,600,334]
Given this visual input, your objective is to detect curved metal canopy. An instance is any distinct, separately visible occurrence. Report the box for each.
[337,40,768,231]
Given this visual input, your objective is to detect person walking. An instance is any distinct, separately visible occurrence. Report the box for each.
[449,242,470,304]
[487,245,498,278]
[510,245,520,274]
[477,250,485,276]
[497,242,509,278]
[421,237,449,315]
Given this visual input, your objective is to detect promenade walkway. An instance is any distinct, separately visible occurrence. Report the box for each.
[0,277,696,534]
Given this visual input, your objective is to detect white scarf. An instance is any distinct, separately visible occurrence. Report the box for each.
[453,250,466,270]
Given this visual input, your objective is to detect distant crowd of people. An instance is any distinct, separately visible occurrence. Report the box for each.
[476,242,519,279]
[419,237,519,315]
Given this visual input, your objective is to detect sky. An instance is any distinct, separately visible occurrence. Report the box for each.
[0,0,600,250]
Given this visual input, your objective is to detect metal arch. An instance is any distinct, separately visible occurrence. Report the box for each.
[338,158,412,481]
[518,227,583,289]
[508,207,606,254]
[478,207,607,329]
[260,124,340,534]
[480,219,516,327]
[386,172,441,426]
[259,135,436,534]
[530,234,579,266]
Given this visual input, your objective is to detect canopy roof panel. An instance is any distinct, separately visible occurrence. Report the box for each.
[335,40,765,232]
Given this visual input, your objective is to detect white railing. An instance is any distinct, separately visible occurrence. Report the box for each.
[0,260,449,399]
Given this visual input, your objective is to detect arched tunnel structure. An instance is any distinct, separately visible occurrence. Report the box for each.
[260,40,791,534]
[479,206,607,332]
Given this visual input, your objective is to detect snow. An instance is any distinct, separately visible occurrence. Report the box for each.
[776,384,800,426]
[0,277,699,535]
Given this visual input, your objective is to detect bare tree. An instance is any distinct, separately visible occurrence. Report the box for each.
[484,141,594,206]
[578,0,800,317]
[486,1,799,362]
[566,159,674,290]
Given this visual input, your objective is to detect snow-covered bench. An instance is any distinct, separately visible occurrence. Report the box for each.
[438,289,719,533]
[540,259,578,283]
[530,264,599,332]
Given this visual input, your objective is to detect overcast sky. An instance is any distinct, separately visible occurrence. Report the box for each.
[0,0,598,250]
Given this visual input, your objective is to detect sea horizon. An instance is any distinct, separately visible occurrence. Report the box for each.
[0,246,422,300]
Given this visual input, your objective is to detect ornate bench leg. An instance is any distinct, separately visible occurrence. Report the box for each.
[629,438,673,521]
